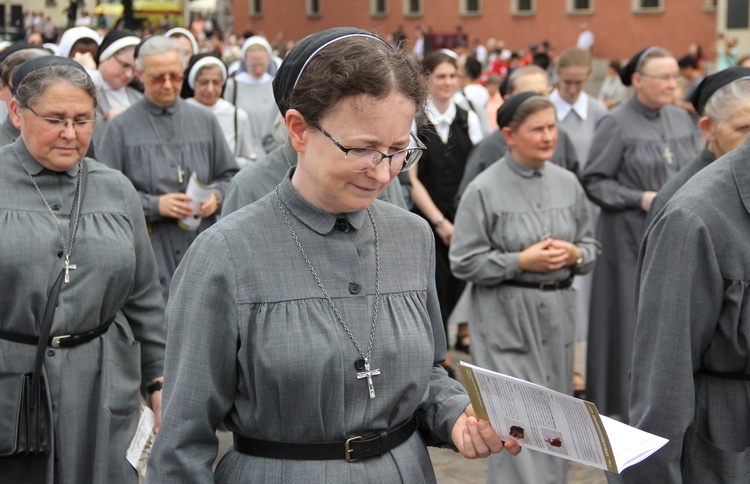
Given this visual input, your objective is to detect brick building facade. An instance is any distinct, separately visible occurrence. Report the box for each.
[233,0,719,62]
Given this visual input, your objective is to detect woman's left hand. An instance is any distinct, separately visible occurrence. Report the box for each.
[147,378,163,433]
[451,404,522,459]
[547,239,582,267]
[198,192,220,218]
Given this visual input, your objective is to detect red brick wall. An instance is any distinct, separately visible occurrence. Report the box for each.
[234,0,717,62]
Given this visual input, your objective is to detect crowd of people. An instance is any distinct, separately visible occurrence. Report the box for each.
[1,13,750,484]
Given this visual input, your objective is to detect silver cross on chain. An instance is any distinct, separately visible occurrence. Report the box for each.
[356,358,381,399]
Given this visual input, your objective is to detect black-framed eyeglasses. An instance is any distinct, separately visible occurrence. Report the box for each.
[310,121,426,173]
[24,105,97,133]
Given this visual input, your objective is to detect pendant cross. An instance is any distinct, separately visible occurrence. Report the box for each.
[663,146,673,164]
[356,358,380,399]
[177,167,185,184]
[64,257,77,284]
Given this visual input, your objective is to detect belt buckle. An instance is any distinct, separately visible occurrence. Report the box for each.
[539,281,557,290]
[345,435,363,462]
[51,334,71,348]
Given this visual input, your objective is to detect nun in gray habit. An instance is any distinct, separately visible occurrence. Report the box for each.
[450,93,599,484]
[0,56,164,483]
[582,47,699,422]
[148,27,520,483]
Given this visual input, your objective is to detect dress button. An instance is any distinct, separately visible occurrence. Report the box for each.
[57,250,64,258]
[47,349,55,357]
[349,283,361,294]
[51,203,60,211]
[175,249,181,255]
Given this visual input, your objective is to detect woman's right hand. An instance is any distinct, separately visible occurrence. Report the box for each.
[159,193,194,219]
[435,220,454,246]
[518,239,568,273]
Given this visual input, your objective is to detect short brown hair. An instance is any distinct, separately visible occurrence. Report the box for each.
[287,36,426,125]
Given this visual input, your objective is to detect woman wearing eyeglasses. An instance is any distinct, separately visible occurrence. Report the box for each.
[97,36,238,304]
[149,28,520,483]
[582,47,699,423]
[0,56,165,483]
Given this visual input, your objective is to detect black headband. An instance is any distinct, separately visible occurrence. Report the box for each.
[272,27,391,116]
[619,47,658,86]
[689,66,750,115]
[0,42,48,66]
[11,55,87,95]
[496,92,542,129]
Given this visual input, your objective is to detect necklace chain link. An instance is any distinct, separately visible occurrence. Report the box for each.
[275,186,380,362]
[29,161,83,264]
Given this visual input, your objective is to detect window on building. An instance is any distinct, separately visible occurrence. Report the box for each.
[567,0,593,14]
[404,0,422,17]
[307,0,321,17]
[512,0,535,16]
[727,0,749,28]
[461,0,482,16]
[371,0,387,17]
[250,0,262,17]
[632,0,663,12]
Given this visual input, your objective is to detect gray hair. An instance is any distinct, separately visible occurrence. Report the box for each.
[704,78,750,123]
[0,49,50,87]
[14,64,97,109]
[508,65,549,95]
[135,36,180,70]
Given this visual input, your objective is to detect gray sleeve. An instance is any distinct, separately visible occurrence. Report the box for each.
[456,138,501,203]
[207,117,240,202]
[417,225,470,447]
[571,181,601,275]
[449,183,522,285]
[380,175,408,209]
[582,115,644,210]
[118,173,166,381]
[148,230,239,483]
[221,166,257,217]
[622,207,724,483]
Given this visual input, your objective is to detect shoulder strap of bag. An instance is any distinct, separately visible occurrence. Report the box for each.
[30,159,90,407]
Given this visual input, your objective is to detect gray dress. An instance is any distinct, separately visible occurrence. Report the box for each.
[619,138,750,483]
[0,138,165,483]
[97,97,238,302]
[647,147,715,224]
[221,138,407,216]
[148,169,469,483]
[582,95,699,422]
[450,154,599,484]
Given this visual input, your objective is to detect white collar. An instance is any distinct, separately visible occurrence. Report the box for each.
[550,89,589,121]
[235,71,273,85]
[425,98,456,126]
[102,80,126,94]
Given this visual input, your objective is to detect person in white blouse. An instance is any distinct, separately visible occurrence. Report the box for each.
[184,53,258,168]
[409,50,483,371]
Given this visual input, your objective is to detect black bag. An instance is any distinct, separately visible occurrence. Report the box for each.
[0,268,63,458]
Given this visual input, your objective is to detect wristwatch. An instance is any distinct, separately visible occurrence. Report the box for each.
[432,216,446,229]
[146,381,163,394]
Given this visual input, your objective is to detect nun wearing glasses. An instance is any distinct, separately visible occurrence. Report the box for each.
[97,36,237,304]
[0,56,165,483]
[149,28,520,483]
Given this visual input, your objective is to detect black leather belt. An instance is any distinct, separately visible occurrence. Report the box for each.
[504,276,574,291]
[233,414,417,462]
[0,318,114,348]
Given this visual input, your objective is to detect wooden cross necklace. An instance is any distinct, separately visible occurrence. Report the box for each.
[275,186,381,398]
